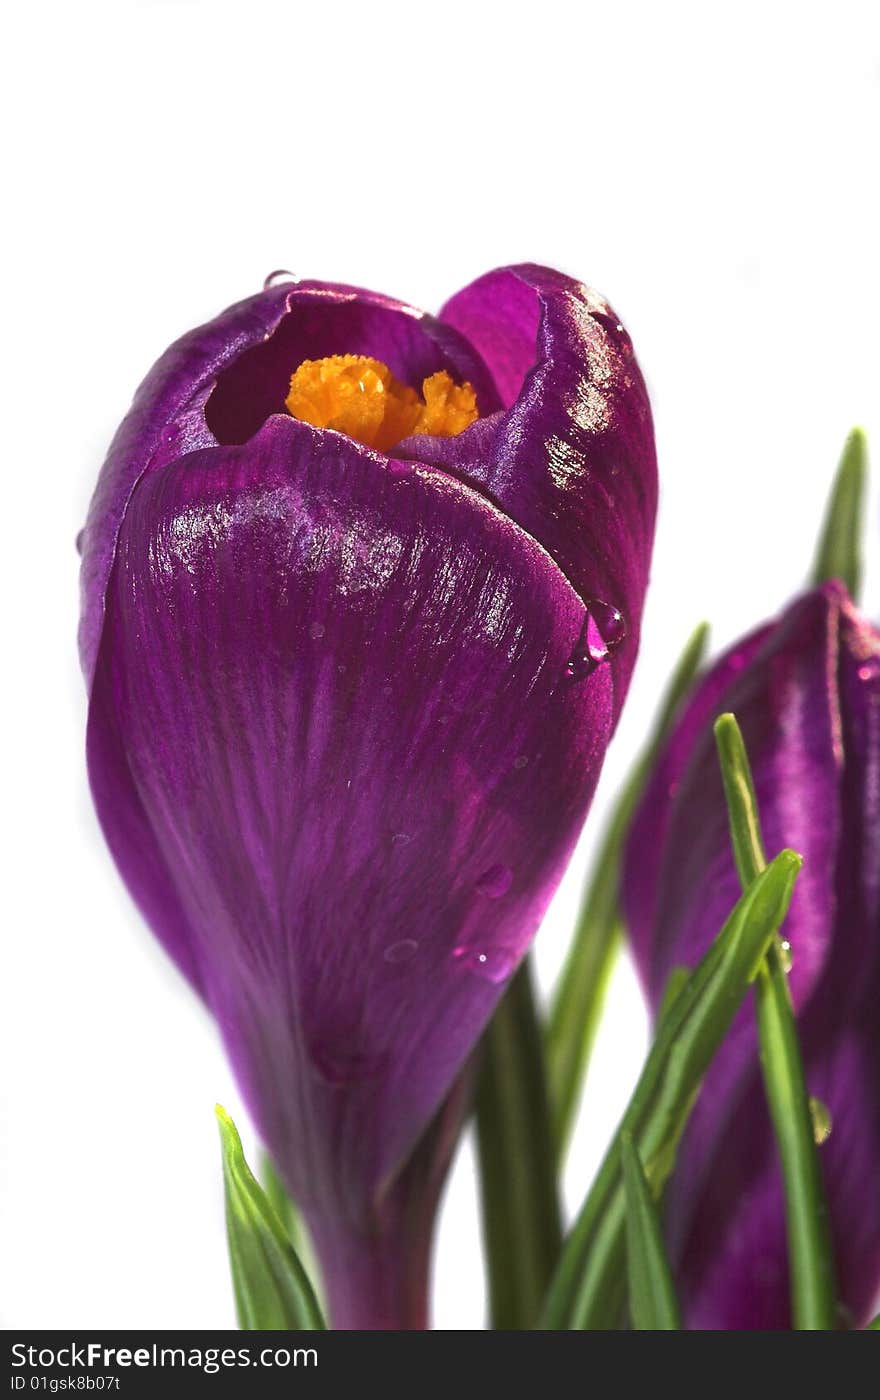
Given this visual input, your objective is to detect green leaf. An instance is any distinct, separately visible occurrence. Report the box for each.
[811,427,868,601]
[476,959,562,1329]
[714,713,838,1331]
[866,1313,880,1331]
[621,1132,681,1330]
[216,1105,325,1330]
[260,1151,299,1239]
[546,621,710,1156]
[260,1152,325,1310]
[657,965,690,1027]
[541,849,801,1329]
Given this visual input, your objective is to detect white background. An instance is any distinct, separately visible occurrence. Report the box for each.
[2,0,878,1328]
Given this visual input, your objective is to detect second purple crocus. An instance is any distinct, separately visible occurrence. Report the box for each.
[623,582,880,1328]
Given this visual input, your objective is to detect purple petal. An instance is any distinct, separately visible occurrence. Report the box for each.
[87,415,617,1241]
[439,268,541,408]
[623,620,775,988]
[437,264,658,718]
[626,588,844,1011]
[78,279,500,686]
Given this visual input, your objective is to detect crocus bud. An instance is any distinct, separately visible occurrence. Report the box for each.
[80,266,657,1328]
[623,583,880,1328]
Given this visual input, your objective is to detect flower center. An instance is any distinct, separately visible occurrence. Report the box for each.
[284,355,478,452]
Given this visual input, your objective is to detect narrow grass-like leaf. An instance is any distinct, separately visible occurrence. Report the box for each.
[216,1106,325,1330]
[542,849,801,1329]
[866,1313,880,1330]
[260,1152,299,1240]
[811,427,868,601]
[621,1132,681,1330]
[476,959,562,1328]
[547,622,710,1155]
[260,1152,325,1310]
[657,966,690,1027]
[714,713,837,1330]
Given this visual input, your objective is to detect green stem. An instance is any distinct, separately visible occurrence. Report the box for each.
[714,714,838,1329]
[621,1132,682,1330]
[476,959,562,1328]
[542,852,801,1328]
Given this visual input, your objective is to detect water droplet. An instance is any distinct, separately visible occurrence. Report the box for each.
[452,944,517,983]
[475,863,513,898]
[391,832,412,847]
[809,1096,832,1145]
[309,621,326,640]
[513,754,529,770]
[75,528,84,556]
[387,459,414,478]
[384,938,418,963]
[779,939,793,973]
[566,599,627,680]
[858,659,880,682]
[263,269,299,289]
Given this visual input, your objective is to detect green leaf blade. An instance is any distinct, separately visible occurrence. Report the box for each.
[621,1132,681,1330]
[811,426,868,601]
[260,1152,326,1314]
[542,849,801,1329]
[656,965,691,1027]
[546,621,710,1156]
[714,713,838,1330]
[216,1105,325,1331]
[476,959,562,1329]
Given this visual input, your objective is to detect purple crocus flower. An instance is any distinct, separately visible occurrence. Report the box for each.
[623,582,880,1329]
[80,266,657,1328]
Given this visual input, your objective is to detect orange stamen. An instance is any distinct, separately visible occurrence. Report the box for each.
[285,355,478,451]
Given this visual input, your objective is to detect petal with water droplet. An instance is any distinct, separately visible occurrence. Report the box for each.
[86,411,615,1314]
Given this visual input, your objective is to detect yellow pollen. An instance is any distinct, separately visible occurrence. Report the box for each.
[284,355,478,452]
